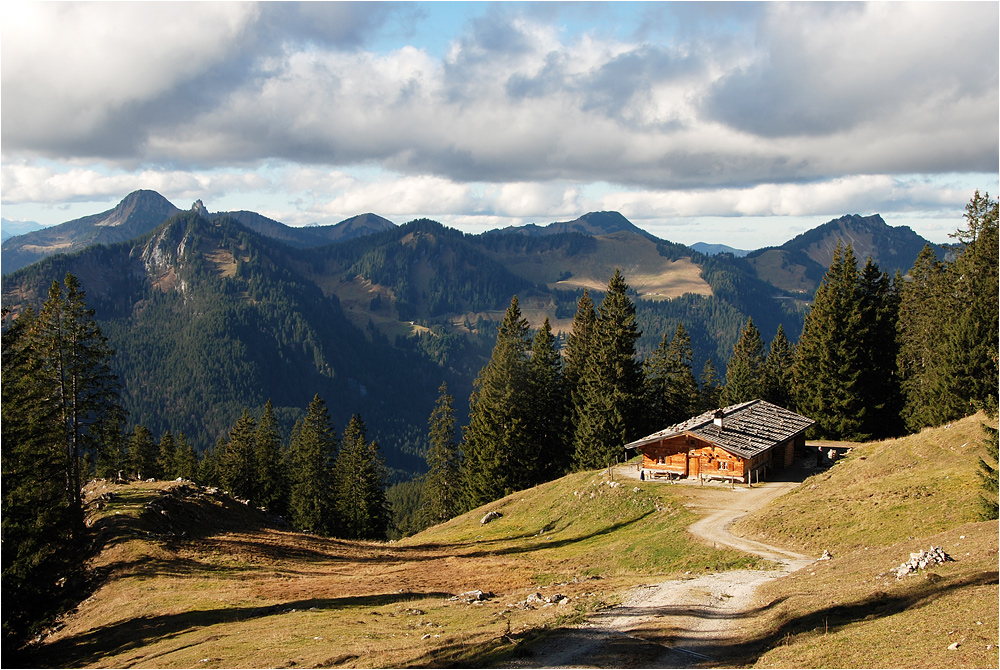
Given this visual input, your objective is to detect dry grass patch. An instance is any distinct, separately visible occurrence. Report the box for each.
[33,471,757,668]
[744,521,998,669]
[733,413,994,555]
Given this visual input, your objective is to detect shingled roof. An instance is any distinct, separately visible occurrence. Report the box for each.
[625,399,815,459]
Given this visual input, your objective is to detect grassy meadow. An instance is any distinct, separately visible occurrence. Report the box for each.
[31,471,755,668]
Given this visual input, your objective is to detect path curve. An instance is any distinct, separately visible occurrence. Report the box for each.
[511,470,815,668]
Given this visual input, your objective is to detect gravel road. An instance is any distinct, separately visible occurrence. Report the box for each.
[509,467,816,668]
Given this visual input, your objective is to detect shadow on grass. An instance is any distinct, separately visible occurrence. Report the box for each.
[31,590,453,668]
[407,510,656,560]
[431,570,998,669]
[713,569,1000,666]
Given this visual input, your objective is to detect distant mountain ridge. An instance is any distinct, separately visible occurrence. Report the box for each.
[1,217,47,243]
[690,242,751,257]
[487,211,658,241]
[2,190,181,274]
[745,214,944,294]
[1,190,397,275]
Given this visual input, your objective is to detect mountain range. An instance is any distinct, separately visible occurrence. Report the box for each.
[0,190,946,476]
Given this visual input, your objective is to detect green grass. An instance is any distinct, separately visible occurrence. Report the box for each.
[733,413,992,554]
[407,469,763,579]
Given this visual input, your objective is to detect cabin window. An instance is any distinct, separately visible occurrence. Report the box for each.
[719,461,729,470]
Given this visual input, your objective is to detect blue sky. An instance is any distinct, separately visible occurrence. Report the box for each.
[2,1,997,248]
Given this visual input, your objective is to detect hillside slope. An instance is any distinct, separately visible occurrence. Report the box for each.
[730,413,998,668]
[28,471,755,669]
[0,212,448,471]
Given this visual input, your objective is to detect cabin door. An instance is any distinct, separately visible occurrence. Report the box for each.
[688,453,700,478]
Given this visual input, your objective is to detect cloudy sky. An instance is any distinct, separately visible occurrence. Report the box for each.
[2,1,997,248]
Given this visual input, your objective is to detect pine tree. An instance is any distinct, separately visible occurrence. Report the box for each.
[334,415,390,540]
[976,423,999,521]
[287,395,338,534]
[173,433,199,481]
[32,273,123,518]
[563,289,597,410]
[855,259,903,438]
[663,323,699,422]
[2,308,77,648]
[573,269,643,469]
[199,438,225,487]
[721,317,765,406]
[898,192,999,430]
[128,426,159,481]
[461,296,533,508]
[221,409,258,503]
[645,323,699,430]
[897,244,950,430]
[793,243,867,439]
[698,358,722,413]
[941,190,999,418]
[527,317,570,480]
[422,382,462,525]
[644,332,674,430]
[759,324,794,408]
[255,400,287,515]
[157,431,178,480]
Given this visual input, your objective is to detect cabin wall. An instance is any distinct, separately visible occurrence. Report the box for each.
[641,435,747,481]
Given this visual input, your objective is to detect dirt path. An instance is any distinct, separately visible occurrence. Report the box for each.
[510,468,815,668]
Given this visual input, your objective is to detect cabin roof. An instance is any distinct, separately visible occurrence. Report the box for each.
[624,399,815,459]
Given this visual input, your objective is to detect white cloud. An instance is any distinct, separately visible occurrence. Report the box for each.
[1,2,258,153]
[1,2,996,236]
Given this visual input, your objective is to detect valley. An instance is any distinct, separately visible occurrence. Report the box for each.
[0,190,943,476]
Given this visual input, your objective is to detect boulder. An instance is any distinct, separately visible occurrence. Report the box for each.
[480,511,503,525]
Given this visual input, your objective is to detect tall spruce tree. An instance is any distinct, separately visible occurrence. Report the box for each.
[898,192,999,430]
[976,423,999,520]
[645,323,699,430]
[221,409,258,503]
[461,296,533,508]
[698,358,722,413]
[334,415,391,540]
[255,400,287,515]
[855,259,904,438]
[573,269,643,469]
[288,395,339,535]
[527,317,570,480]
[2,308,77,650]
[128,426,159,481]
[897,244,950,430]
[157,431,178,480]
[940,190,999,418]
[721,317,765,406]
[759,324,794,408]
[422,382,462,525]
[793,243,868,439]
[33,273,123,518]
[563,290,597,426]
[173,433,199,481]
[199,438,225,487]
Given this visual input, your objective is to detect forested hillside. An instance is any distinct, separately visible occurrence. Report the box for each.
[2,213,449,475]
[1,194,957,476]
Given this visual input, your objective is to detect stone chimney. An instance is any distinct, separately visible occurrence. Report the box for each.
[713,409,725,430]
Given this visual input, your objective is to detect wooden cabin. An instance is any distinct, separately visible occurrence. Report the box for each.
[625,400,814,484]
